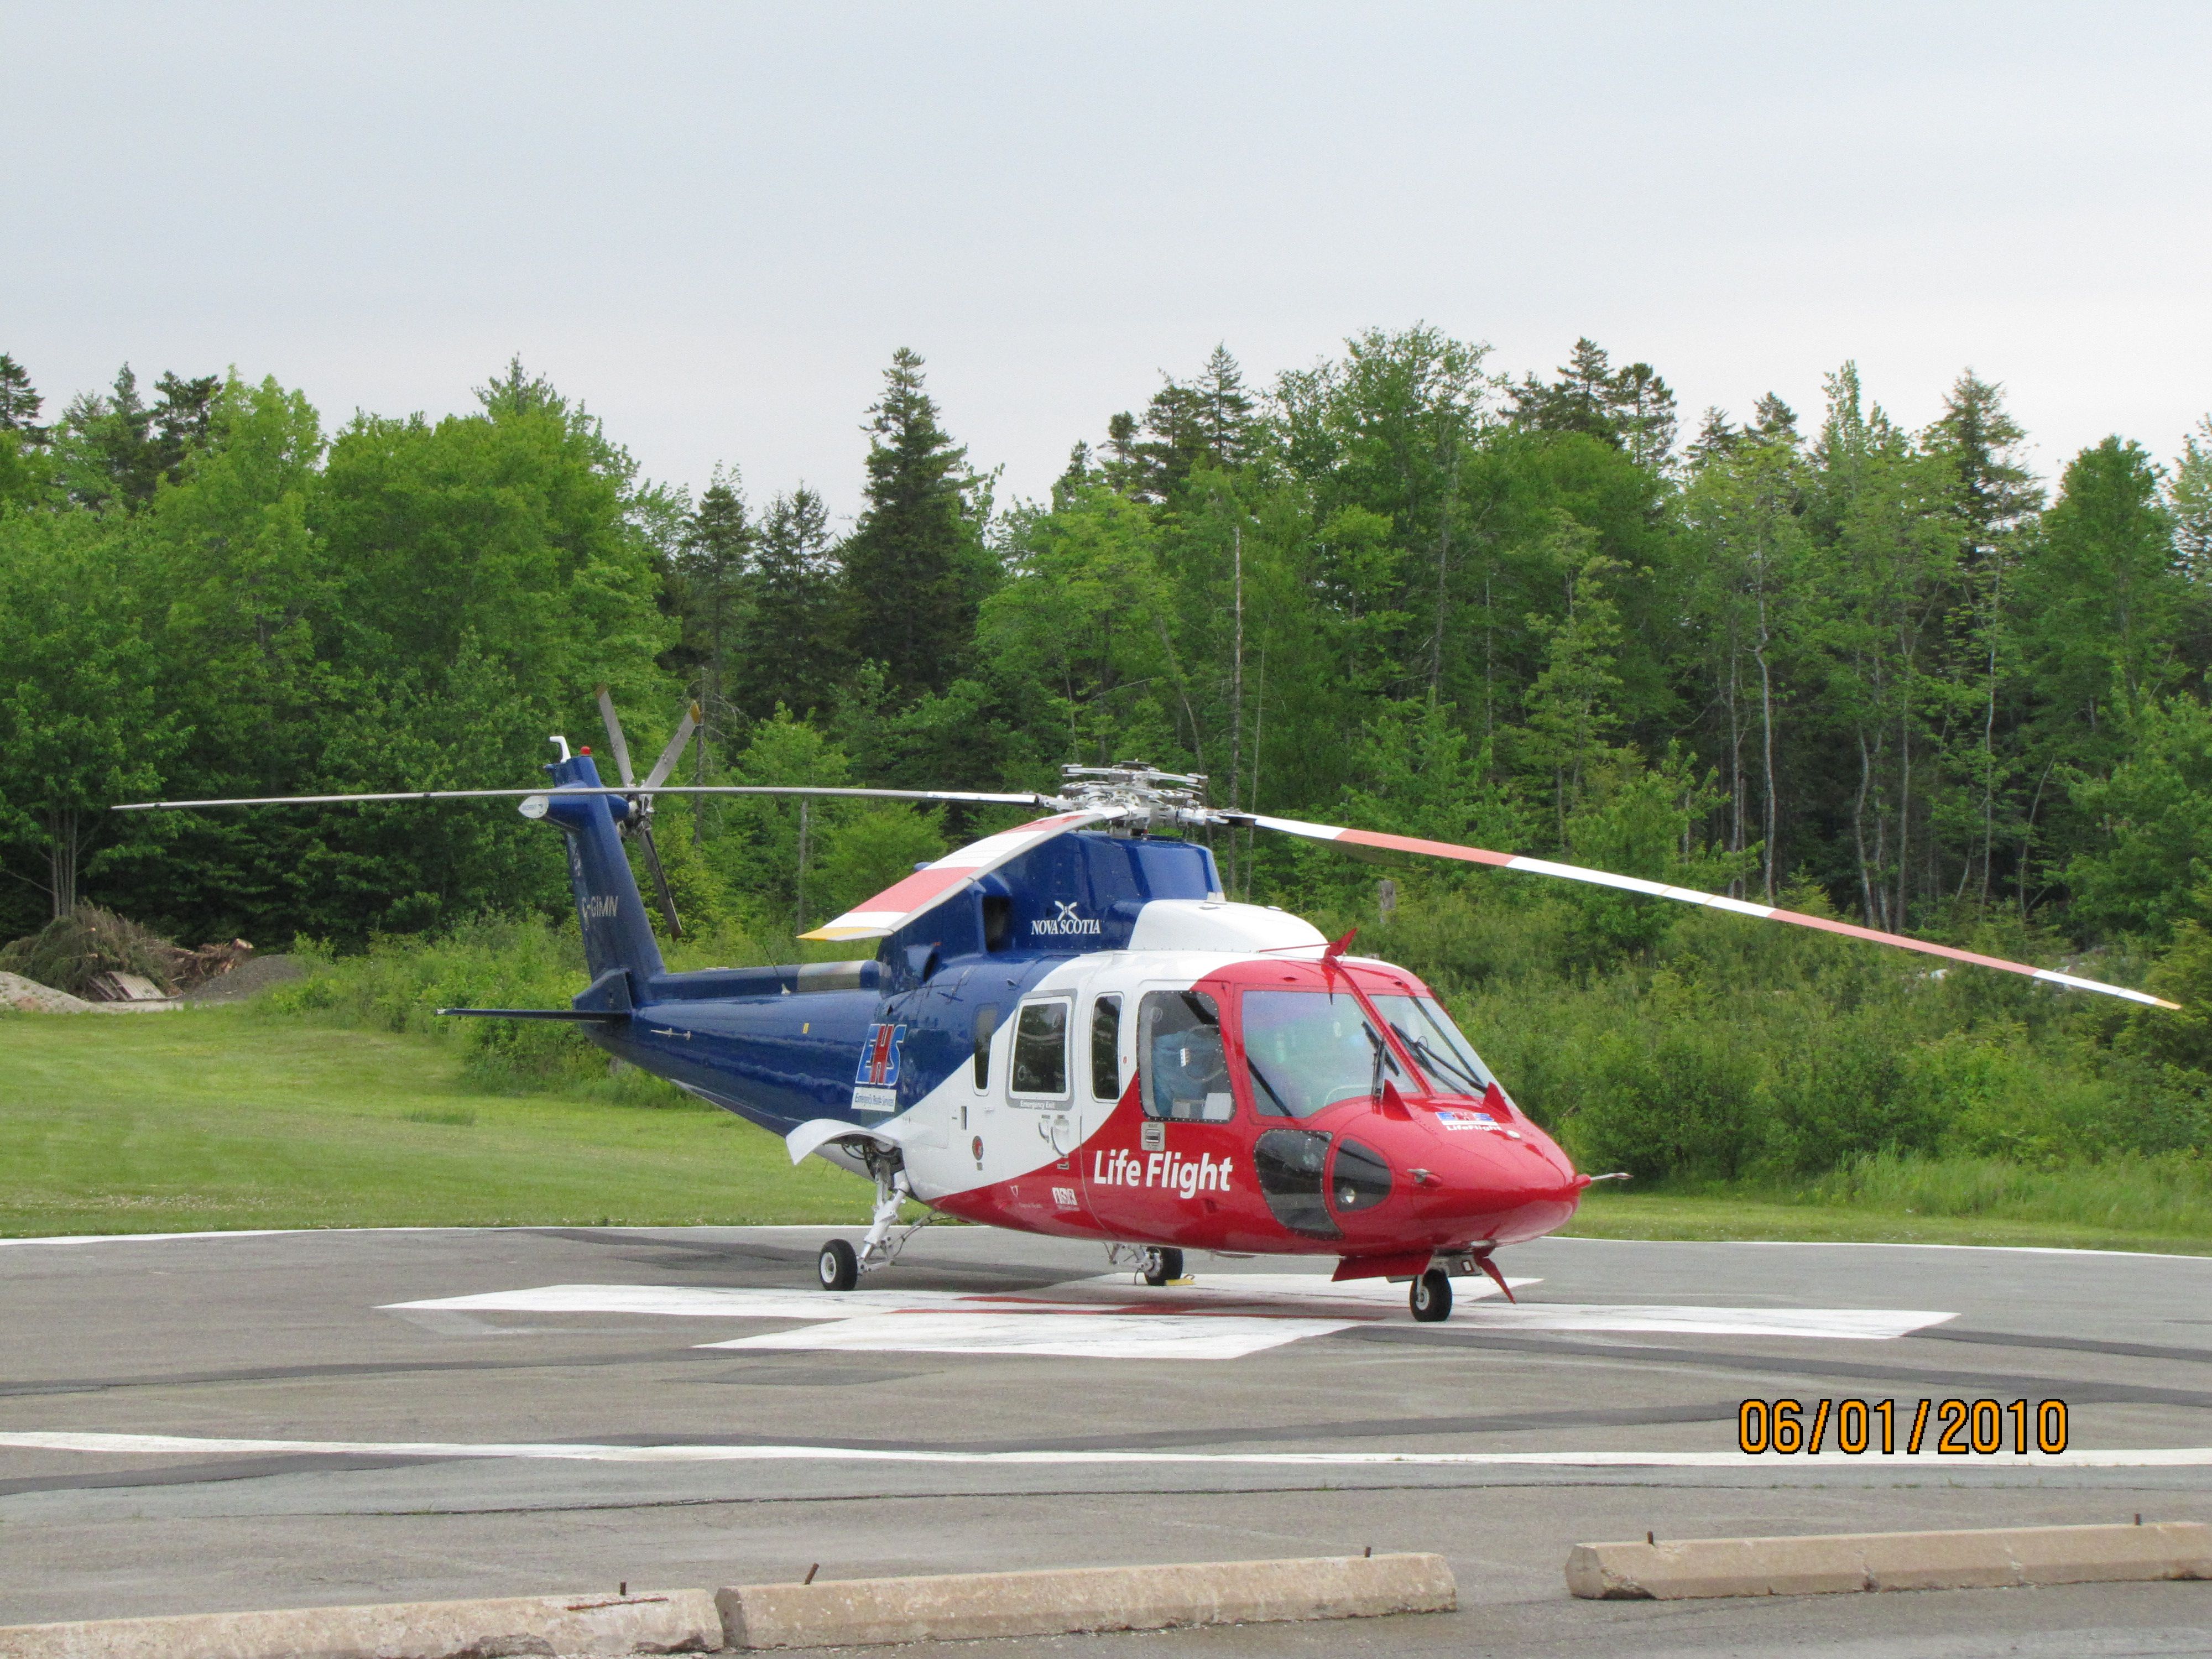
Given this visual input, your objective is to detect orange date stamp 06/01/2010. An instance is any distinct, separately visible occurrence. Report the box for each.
[1736,1397,2069,1456]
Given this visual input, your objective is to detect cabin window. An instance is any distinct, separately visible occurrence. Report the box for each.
[1240,989,1397,1118]
[982,894,1014,952]
[1138,990,1232,1122]
[1091,993,1122,1102]
[972,1004,999,1090]
[1010,998,1071,1098]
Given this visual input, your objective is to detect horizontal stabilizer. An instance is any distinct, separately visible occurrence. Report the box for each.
[800,809,1121,940]
[436,1007,631,1022]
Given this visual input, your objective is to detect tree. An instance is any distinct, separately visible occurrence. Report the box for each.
[1924,371,2040,904]
[1801,364,1963,930]
[1509,338,1678,469]
[2172,415,2212,581]
[672,466,754,736]
[1520,534,1625,843]
[741,487,842,721]
[2022,439,2189,750]
[0,354,44,436]
[1681,430,1808,897]
[1099,346,1258,504]
[51,364,221,509]
[841,349,986,700]
[0,513,172,917]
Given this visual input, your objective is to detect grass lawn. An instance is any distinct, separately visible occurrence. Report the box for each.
[1561,1184,2211,1255]
[0,1006,863,1235]
[4,1006,2208,1254]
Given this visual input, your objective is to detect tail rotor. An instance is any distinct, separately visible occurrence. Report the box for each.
[595,686,699,941]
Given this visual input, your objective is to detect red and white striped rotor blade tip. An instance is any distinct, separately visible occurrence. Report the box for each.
[800,810,1125,942]
[1249,814,2178,1010]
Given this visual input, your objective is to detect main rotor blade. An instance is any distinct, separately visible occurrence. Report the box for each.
[114,786,1054,811]
[636,822,683,940]
[593,686,638,788]
[801,808,1126,941]
[1250,813,2179,1010]
[639,702,701,794]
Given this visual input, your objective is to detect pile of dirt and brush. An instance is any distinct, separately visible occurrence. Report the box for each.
[0,906,297,1010]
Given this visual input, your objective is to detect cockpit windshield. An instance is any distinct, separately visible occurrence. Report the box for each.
[1239,988,1495,1116]
[1240,989,1401,1117]
[1371,994,1498,1098]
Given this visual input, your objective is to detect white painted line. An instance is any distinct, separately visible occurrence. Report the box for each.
[383,1284,997,1319]
[1447,1305,1953,1340]
[3,1430,2206,1469]
[384,1281,1944,1345]
[703,1311,1359,1359]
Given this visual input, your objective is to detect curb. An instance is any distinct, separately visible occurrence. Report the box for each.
[718,1554,1456,1648]
[0,1554,1454,1656]
[0,1590,722,1659]
[1567,1522,2212,1600]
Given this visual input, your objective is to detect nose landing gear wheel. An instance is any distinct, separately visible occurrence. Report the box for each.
[1409,1267,1452,1322]
[1140,1247,1184,1287]
[818,1238,859,1292]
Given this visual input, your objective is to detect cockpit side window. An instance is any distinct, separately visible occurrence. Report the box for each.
[1137,990,1231,1122]
[1090,993,1122,1102]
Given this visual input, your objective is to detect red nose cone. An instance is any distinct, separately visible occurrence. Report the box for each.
[1318,1099,1583,1253]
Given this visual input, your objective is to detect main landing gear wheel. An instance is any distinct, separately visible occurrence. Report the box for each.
[1140,1247,1184,1287]
[818,1238,859,1292]
[1409,1267,1453,1322]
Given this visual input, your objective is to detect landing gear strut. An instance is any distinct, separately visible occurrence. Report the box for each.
[1409,1267,1453,1322]
[817,1146,931,1291]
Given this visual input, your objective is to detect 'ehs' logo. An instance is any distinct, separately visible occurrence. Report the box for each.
[856,1023,906,1088]
[1030,900,1103,938]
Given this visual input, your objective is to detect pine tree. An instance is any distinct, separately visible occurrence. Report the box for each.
[1747,393,1800,447]
[676,467,754,733]
[746,486,840,718]
[841,349,983,700]
[1926,371,2040,902]
[0,353,43,437]
[150,372,221,481]
[1609,361,1678,470]
[1687,406,1741,468]
[1512,338,1619,440]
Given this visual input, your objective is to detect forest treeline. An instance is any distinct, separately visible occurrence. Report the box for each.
[8,331,2212,1192]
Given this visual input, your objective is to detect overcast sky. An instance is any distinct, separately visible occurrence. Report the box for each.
[6,2,2208,523]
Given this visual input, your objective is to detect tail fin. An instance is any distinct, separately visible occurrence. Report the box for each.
[537,753,665,989]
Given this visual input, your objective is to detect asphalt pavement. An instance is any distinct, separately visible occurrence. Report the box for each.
[4,1222,2211,1656]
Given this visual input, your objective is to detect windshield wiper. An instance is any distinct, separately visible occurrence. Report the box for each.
[1392,1021,1484,1094]
[1245,1058,1294,1117]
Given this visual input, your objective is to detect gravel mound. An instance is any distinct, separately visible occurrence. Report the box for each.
[180,954,307,1003]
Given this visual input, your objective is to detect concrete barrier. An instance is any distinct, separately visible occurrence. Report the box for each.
[717,1553,1457,1648]
[0,1589,723,1659]
[1566,1522,2212,1600]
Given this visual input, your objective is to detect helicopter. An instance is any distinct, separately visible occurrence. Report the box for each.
[120,693,2178,1323]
